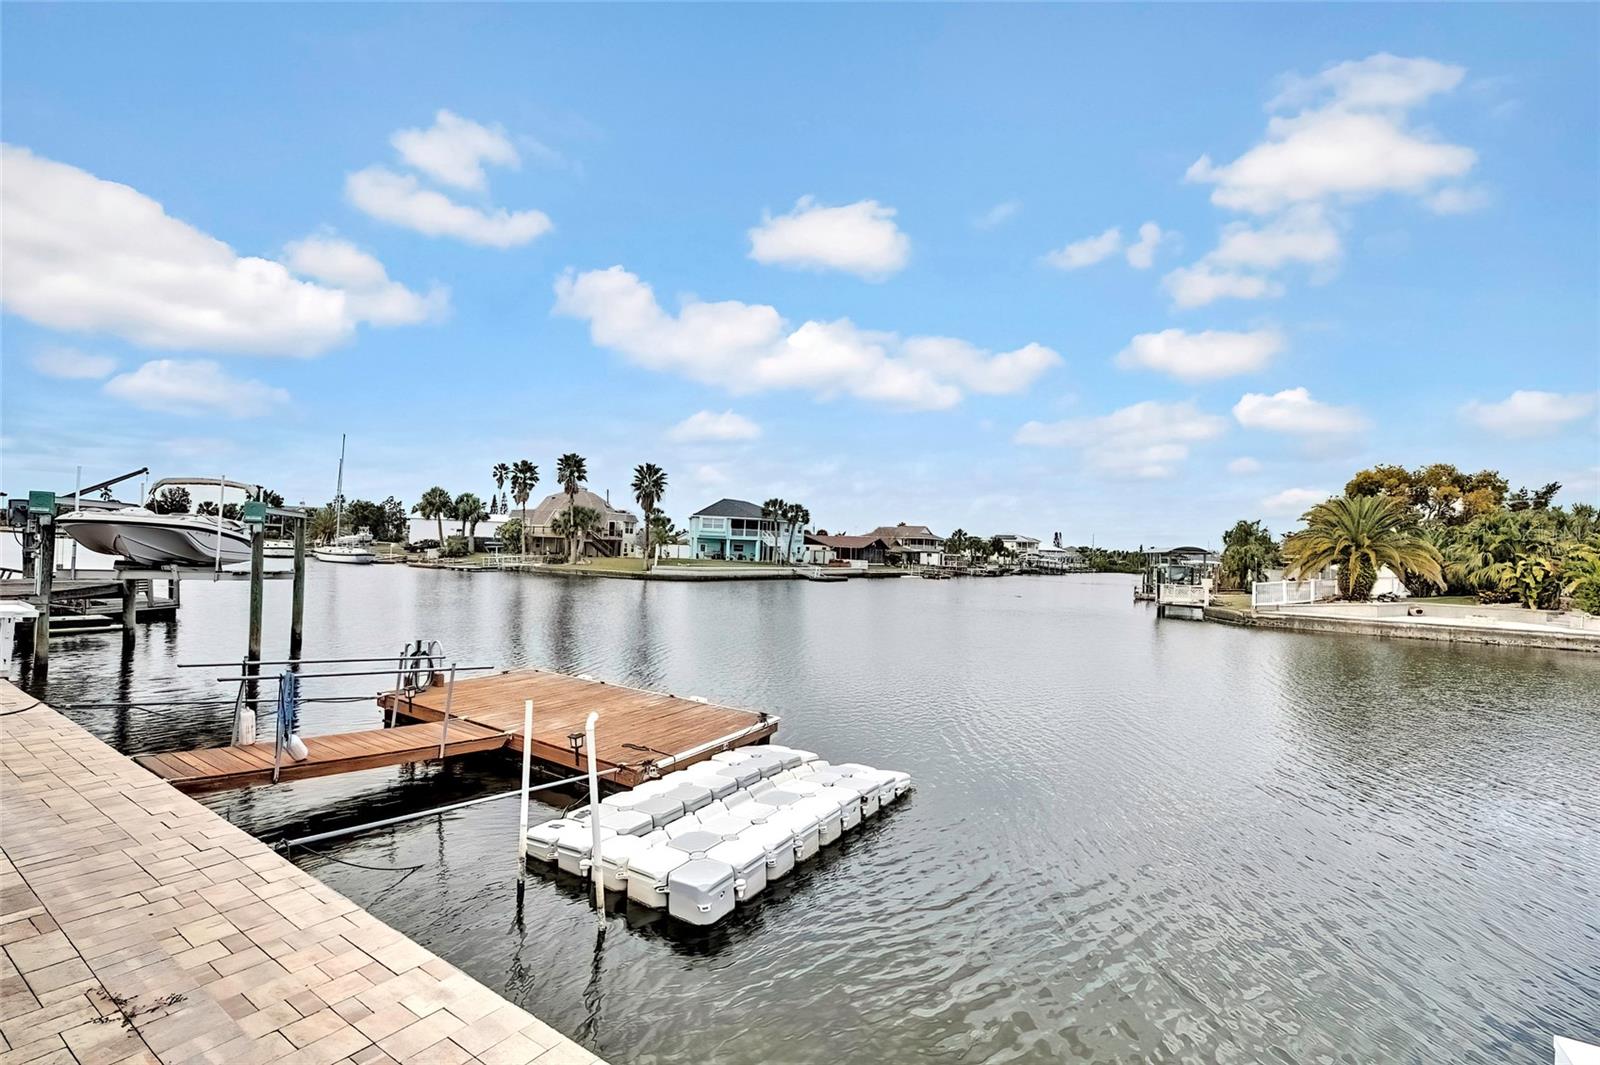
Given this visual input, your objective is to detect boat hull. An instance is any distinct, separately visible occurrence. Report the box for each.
[313,548,376,565]
[58,512,253,567]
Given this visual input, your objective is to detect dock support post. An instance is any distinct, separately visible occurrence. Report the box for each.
[585,711,604,919]
[289,518,306,662]
[32,525,54,671]
[247,527,265,674]
[438,663,456,758]
[517,699,534,882]
[120,580,137,636]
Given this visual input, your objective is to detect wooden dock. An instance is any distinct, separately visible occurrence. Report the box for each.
[381,668,778,787]
[135,720,510,790]
[134,668,778,792]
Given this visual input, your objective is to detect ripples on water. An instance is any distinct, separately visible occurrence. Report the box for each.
[20,568,1600,1063]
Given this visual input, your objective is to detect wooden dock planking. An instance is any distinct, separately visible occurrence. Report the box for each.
[380,668,778,787]
[134,719,509,790]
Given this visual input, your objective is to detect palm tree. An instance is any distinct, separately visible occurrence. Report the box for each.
[492,463,510,510]
[413,486,453,545]
[784,502,809,564]
[453,492,487,546]
[631,463,668,570]
[556,453,588,562]
[761,497,787,563]
[1282,495,1443,600]
[552,505,601,563]
[946,528,968,566]
[508,460,538,555]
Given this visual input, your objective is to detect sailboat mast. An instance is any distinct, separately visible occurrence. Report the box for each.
[333,433,346,540]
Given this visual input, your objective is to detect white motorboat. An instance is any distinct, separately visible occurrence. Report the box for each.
[56,475,260,568]
[312,434,376,565]
[57,507,252,567]
[263,539,296,558]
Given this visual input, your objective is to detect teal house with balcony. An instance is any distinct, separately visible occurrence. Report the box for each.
[688,498,795,561]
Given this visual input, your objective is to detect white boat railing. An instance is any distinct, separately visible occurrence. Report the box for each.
[1252,578,1340,611]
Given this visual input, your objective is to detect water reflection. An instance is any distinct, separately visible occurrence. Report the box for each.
[17,567,1600,1064]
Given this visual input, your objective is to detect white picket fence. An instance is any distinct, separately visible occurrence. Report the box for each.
[1252,578,1339,611]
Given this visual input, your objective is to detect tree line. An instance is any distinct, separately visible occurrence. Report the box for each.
[1218,462,1598,611]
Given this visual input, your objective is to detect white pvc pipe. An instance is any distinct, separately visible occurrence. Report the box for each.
[585,710,604,915]
[517,699,533,880]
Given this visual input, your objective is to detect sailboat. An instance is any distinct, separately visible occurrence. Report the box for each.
[313,435,376,565]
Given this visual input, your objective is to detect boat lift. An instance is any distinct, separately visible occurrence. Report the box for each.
[16,479,310,679]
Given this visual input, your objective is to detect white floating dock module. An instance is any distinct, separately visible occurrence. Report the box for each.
[526,746,912,927]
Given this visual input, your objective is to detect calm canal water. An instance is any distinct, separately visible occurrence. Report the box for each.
[18,566,1600,1064]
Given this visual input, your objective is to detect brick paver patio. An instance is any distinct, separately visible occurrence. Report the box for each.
[0,681,604,1065]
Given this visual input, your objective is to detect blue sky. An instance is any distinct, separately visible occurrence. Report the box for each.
[4,4,1596,546]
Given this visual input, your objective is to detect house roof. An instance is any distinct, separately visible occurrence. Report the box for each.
[516,489,637,530]
[691,497,768,520]
[993,533,1040,543]
[806,533,887,550]
[866,523,943,543]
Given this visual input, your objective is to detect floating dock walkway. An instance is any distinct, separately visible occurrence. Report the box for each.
[136,719,510,789]
[136,668,778,792]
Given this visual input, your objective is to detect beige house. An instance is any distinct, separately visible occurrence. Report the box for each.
[866,523,945,566]
[513,489,639,558]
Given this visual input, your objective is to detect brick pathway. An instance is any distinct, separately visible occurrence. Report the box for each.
[0,681,604,1065]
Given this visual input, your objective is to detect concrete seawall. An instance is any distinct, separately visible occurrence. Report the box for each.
[1203,606,1600,653]
[0,681,605,1065]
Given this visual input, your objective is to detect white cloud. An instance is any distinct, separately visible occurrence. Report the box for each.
[346,167,551,248]
[283,235,449,325]
[1115,328,1284,381]
[1209,206,1341,270]
[1460,390,1598,438]
[1227,456,1262,475]
[1425,186,1491,214]
[1162,264,1284,309]
[1261,487,1331,515]
[1233,387,1367,435]
[747,197,910,279]
[668,410,762,443]
[1015,400,1228,478]
[0,145,432,357]
[390,110,519,191]
[974,200,1022,230]
[103,359,289,417]
[32,347,116,380]
[553,266,1058,411]
[1124,222,1166,269]
[1186,54,1476,214]
[1269,54,1465,112]
[1043,227,1122,270]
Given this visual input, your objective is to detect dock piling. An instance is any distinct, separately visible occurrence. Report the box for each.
[439,663,456,758]
[585,710,604,919]
[518,699,534,882]
[290,518,306,661]
[247,526,265,674]
[32,523,54,670]
[120,580,136,635]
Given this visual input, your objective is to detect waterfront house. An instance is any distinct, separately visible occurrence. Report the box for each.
[994,533,1041,556]
[688,498,797,561]
[866,523,945,566]
[804,532,890,564]
[515,489,639,558]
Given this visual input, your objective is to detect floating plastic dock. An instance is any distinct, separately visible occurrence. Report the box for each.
[526,744,912,925]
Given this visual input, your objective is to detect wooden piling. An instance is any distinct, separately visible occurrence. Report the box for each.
[32,527,53,667]
[289,518,306,661]
[247,526,265,673]
[121,580,137,634]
